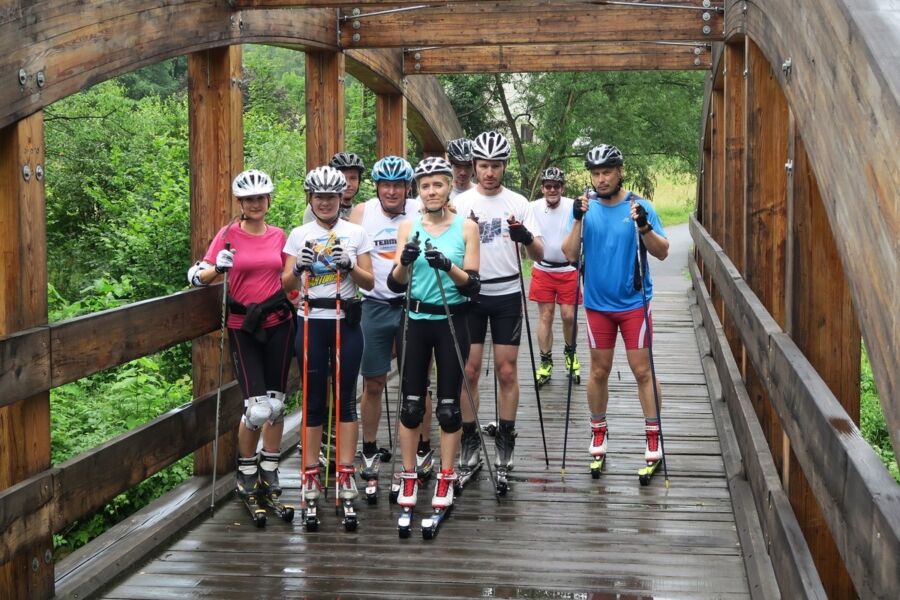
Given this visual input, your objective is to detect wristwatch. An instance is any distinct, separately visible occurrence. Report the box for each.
[639,223,653,236]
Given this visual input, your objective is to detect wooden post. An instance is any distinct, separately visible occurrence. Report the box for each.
[722,41,745,362]
[786,127,860,599]
[306,51,346,169]
[744,38,788,475]
[188,46,243,476]
[711,81,725,321]
[376,93,407,158]
[0,112,53,598]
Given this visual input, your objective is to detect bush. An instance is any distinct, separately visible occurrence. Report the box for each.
[860,345,898,482]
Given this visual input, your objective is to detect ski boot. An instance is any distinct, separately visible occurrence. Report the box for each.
[359,447,390,505]
[336,464,359,531]
[416,445,434,482]
[494,423,517,496]
[564,345,580,384]
[422,469,457,540]
[258,450,295,522]
[396,470,418,539]
[236,456,267,527]
[536,353,553,387]
[589,420,608,479]
[457,425,483,489]
[301,466,323,532]
[639,423,663,486]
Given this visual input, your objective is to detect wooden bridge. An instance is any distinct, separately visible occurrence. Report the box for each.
[1,1,898,599]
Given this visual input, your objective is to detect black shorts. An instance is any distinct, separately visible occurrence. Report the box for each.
[229,319,294,399]
[467,292,522,346]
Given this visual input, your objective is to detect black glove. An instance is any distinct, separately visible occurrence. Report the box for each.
[424,249,452,272]
[468,210,479,224]
[573,199,587,221]
[633,204,648,229]
[331,245,353,273]
[507,218,534,245]
[399,240,421,266]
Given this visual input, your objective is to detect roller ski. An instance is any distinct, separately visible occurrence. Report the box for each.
[416,445,434,482]
[301,466,323,532]
[258,450,294,522]
[494,423,517,496]
[638,423,663,486]
[395,470,418,539]
[588,420,608,479]
[336,464,359,531]
[565,345,581,384]
[422,469,457,540]
[235,456,267,528]
[536,353,553,387]
[359,446,390,505]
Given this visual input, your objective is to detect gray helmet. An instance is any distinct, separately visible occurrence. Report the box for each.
[471,130,511,161]
[304,165,347,194]
[584,144,624,169]
[329,152,365,173]
[232,169,274,198]
[541,167,565,183]
[414,157,454,179]
[446,138,473,164]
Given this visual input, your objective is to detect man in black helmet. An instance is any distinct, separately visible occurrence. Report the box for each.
[562,144,669,472]
[303,151,365,224]
[446,137,475,199]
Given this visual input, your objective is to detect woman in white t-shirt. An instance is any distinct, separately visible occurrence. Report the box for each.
[282,166,374,525]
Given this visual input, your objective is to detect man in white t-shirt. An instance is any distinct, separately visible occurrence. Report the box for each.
[302,152,365,224]
[452,130,543,492]
[528,167,582,387]
[446,138,474,200]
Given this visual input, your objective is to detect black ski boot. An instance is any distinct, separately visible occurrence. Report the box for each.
[236,456,267,527]
[494,422,517,496]
[258,450,294,522]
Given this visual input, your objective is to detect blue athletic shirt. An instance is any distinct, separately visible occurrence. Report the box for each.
[408,214,467,321]
[568,192,666,312]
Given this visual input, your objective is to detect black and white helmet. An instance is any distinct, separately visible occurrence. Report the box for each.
[304,165,347,194]
[541,167,565,183]
[584,144,624,169]
[471,130,511,161]
[232,169,274,198]
[329,152,365,173]
[414,157,454,179]
[446,138,473,164]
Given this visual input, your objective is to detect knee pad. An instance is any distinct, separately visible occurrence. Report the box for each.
[242,395,273,431]
[267,390,286,424]
[435,398,462,433]
[400,395,425,429]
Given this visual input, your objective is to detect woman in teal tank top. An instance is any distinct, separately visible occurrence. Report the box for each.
[386,157,481,513]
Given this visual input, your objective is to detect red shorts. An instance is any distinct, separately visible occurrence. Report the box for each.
[528,268,582,305]
[585,306,652,350]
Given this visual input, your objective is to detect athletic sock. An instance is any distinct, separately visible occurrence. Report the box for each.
[417,438,431,455]
[498,419,515,434]
[362,441,377,457]
[540,351,552,362]
[462,421,477,436]
[591,412,607,426]
[645,417,660,428]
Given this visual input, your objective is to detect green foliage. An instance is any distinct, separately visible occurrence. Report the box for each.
[860,345,898,482]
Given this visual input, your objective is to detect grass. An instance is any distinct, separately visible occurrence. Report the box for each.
[650,173,696,226]
[860,344,898,482]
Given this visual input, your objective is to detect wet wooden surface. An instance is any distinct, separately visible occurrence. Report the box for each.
[100,286,752,599]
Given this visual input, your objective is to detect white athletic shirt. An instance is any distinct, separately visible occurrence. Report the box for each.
[359,196,420,300]
[450,186,472,200]
[531,196,575,273]
[453,186,541,296]
[283,219,373,319]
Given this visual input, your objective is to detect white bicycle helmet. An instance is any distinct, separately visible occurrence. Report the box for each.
[446,138,473,164]
[471,131,511,161]
[232,169,274,198]
[541,167,565,183]
[304,165,347,194]
[414,157,454,179]
[584,144,624,169]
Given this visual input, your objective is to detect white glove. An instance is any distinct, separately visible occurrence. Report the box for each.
[331,245,353,273]
[293,245,316,277]
[215,248,234,273]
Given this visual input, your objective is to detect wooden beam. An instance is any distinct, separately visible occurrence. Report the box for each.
[341,4,725,48]
[237,0,719,7]
[376,94,407,158]
[188,46,243,477]
[403,43,711,74]
[306,51,346,169]
[691,216,900,600]
[0,112,53,597]
[721,40,744,362]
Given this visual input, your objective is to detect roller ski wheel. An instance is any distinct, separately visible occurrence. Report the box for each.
[389,480,400,504]
[301,466,323,531]
[260,492,295,522]
[397,506,413,539]
[589,455,605,479]
[496,468,509,496]
[365,480,378,505]
[240,494,267,528]
[302,503,320,532]
[422,506,452,540]
[638,460,662,486]
[341,499,358,532]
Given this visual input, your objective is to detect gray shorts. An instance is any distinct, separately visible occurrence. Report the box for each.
[360,298,404,377]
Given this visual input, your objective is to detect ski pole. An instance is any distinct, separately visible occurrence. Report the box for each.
[334,267,343,508]
[383,385,393,450]
[425,240,501,502]
[210,242,231,512]
[300,264,311,511]
[631,197,669,488]
[513,241,550,467]
[561,192,588,477]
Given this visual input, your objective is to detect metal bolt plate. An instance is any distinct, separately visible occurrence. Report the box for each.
[32,557,39,572]
[22,164,31,181]
[36,71,45,88]
[35,164,44,181]
[18,68,27,86]
[702,25,711,35]
[352,19,361,29]
[44,549,52,564]
[702,11,711,21]
[352,33,360,43]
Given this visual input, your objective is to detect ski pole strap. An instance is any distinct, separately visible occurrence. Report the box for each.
[408,299,470,316]
[480,273,519,285]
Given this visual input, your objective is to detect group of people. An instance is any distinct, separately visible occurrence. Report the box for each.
[188,129,669,525]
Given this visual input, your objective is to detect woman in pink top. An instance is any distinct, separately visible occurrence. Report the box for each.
[187,169,294,509]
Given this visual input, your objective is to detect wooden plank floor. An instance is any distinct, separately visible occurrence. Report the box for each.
[101,285,751,599]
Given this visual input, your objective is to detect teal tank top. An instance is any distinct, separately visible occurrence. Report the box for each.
[409,214,467,321]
